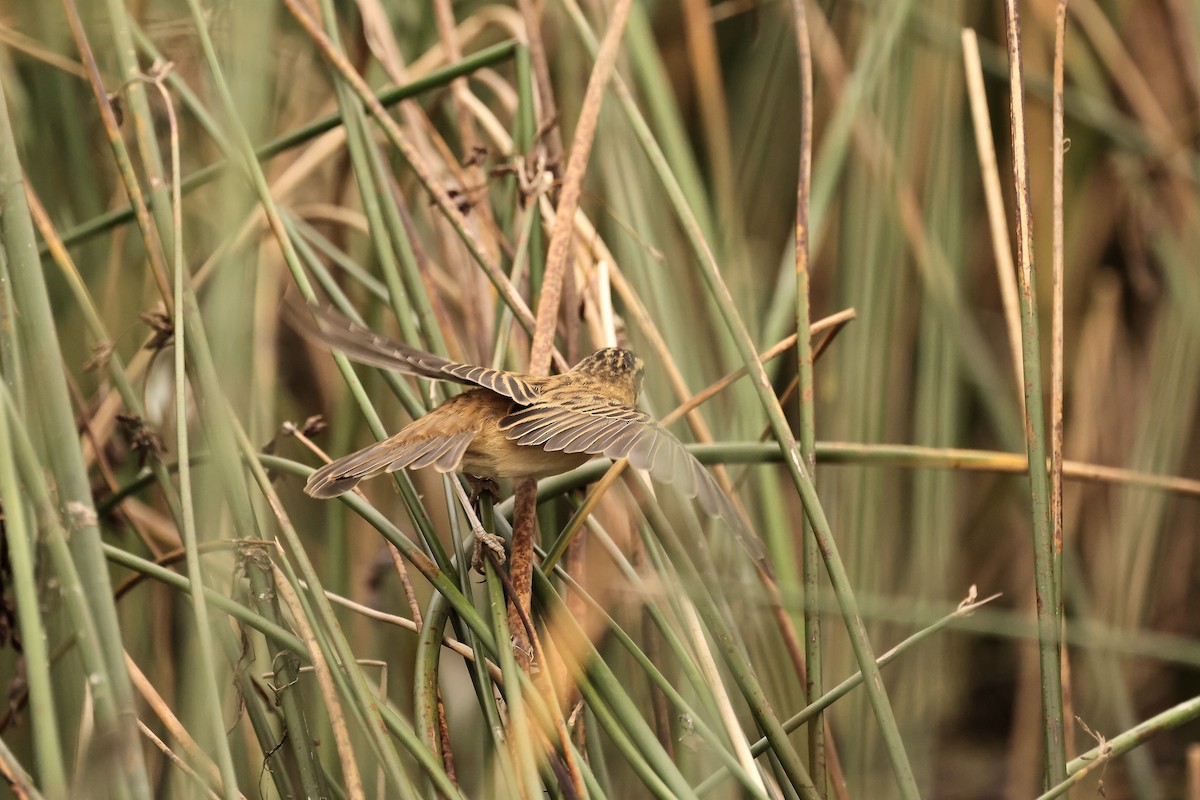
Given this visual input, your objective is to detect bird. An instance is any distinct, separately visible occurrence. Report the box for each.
[289,302,765,562]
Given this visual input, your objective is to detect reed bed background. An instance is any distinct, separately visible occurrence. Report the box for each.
[0,0,1197,797]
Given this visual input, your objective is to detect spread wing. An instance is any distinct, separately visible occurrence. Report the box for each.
[305,428,478,499]
[287,302,542,404]
[499,396,766,562]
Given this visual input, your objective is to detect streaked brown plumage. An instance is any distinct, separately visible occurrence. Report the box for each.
[291,304,763,560]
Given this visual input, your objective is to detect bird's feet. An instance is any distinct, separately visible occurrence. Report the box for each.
[467,475,501,507]
[471,529,507,574]
[465,475,504,572]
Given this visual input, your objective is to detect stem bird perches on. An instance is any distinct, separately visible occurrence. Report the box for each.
[513,0,636,671]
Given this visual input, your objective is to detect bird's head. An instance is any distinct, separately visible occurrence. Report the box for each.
[573,347,645,404]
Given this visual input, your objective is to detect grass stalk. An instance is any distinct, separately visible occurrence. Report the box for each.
[788,0,824,791]
[695,590,1000,795]
[7,3,1197,796]
[0,373,66,796]
[0,72,151,799]
[56,40,519,250]
[560,4,918,792]
[157,70,240,800]
[1036,694,1200,800]
[1001,0,1067,785]
[0,385,140,798]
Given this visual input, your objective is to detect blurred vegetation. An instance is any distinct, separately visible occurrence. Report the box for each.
[0,0,1198,798]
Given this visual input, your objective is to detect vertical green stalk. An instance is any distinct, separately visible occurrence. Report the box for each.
[515,45,547,300]
[0,75,151,800]
[2,386,132,798]
[621,475,818,797]
[566,17,919,800]
[788,0,824,791]
[164,86,241,798]
[1002,0,1067,786]
[529,569,702,800]
[623,3,716,244]
[0,386,66,796]
[239,429,438,796]
[483,557,542,794]
[314,0,420,352]
[554,7,917,793]
[102,0,178,297]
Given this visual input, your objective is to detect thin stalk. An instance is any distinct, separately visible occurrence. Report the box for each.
[100,0,178,305]
[366,140,451,362]
[788,0,824,791]
[242,552,327,799]
[560,5,919,791]
[621,473,819,797]
[549,553,770,799]
[61,0,171,310]
[1036,694,1200,800]
[55,40,520,250]
[961,29,1024,405]
[1050,0,1072,766]
[678,597,768,794]
[1002,0,1067,784]
[101,543,304,652]
[133,718,221,800]
[483,544,543,796]
[623,3,717,240]
[413,586,469,783]
[514,45,546,298]
[695,591,1000,796]
[527,0,633,372]
[0,383,66,795]
[530,570,702,800]
[159,73,240,800]
[519,441,1200,511]
[1,386,133,798]
[0,72,150,798]
[410,592,444,760]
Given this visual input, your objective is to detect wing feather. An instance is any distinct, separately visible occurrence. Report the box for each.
[398,438,446,471]
[502,401,690,490]
[499,396,766,563]
[305,429,478,498]
[433,432,475,472]
[288,302,542,403]
[551,416,613,452]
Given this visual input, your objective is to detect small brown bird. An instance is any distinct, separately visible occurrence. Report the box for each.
[291,303,763,560]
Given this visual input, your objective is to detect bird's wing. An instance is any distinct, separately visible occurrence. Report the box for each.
[287,302,542,404]
[305,428,477,499]
[499,396,766,562]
